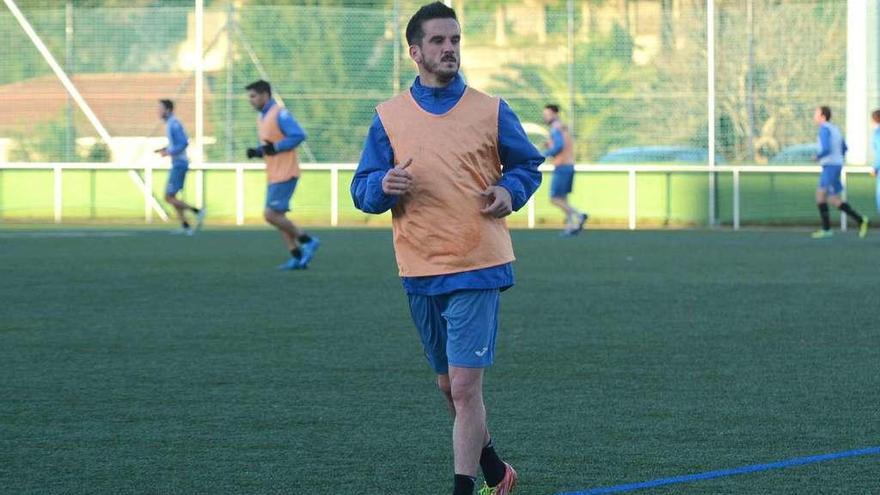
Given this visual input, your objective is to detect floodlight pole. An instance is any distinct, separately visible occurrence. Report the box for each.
[2,0,168,221]
[706,0,717,227]
[567,0,575,138]
[194,0,205,209]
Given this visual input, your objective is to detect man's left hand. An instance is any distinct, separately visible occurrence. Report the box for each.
[480,185,513,218]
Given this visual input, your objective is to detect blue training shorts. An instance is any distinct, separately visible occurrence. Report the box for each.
[550,164,575,198]
[266,178,298,212]
[165,166,188,195]
[819,165,844,196]
[407,289,500,375]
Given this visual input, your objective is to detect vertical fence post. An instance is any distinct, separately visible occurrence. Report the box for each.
[196,169,204,209]
[527,197,536,229]
[733,168,740,231]
[144,166,153,224]
[330,165,339,227]
[628,168,637,230]
[392,0,401,94]
[53,165,62,224]
[235,165,245,226]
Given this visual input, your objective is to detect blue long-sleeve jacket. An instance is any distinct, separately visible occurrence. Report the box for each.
[543,126,565,158]
[816,123,846,165]
[873,127,880,171]
[351,74,544,296]
[258,99,307,152]
[164,115,189,167]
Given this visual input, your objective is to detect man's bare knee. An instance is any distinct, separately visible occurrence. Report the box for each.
[437,375,453,401]
[450,372,482,407]
[263,209,279,224]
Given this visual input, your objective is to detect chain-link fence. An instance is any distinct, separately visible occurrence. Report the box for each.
[0,0,877,226]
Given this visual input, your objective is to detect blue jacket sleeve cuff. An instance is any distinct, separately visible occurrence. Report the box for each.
[360,170,399,213]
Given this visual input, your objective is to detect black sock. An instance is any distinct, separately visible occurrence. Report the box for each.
[839,203,864,225]
[818,203,830,231]
[480,439,507,487]
[291,248,302,258]
[298,234,312,244]
[182,221,190,229]
[192,207,200,214]
[453,474,476,495]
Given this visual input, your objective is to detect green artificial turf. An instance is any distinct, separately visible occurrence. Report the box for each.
[1,228,878,494]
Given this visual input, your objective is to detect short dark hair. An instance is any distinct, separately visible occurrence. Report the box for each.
[819,105,832,121]
[872,109,880,124]
[245,80,272,96]
[406,2,457,46]
[545,104,560,114]
[159,99,174,112]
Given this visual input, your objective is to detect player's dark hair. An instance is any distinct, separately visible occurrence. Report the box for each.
[245,80,272,96]
[872,109,880,124]
[159,99,174,112]
[819,105,832,121]
[406,2,457,46]
[545,104,560,114]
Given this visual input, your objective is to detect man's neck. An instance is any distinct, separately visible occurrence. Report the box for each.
[418,71,454,89]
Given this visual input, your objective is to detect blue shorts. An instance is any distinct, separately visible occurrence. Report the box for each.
[819,165,844,196]
[407,289,500,375]
[266,178,298,212]
[165,166,188,195]
[550,165,575,198]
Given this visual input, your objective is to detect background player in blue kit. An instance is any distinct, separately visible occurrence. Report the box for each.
[871,109,880,213]
[810,106,868,239]
[542,104,587,236]
[155,99,204,235]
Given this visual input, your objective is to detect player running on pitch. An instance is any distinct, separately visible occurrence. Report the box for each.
[351,3,542,494]
[811,105,869,239]
[244,80,320,269]
[542,104,587,236]
[155,99,204,235]
[871,109,880,213]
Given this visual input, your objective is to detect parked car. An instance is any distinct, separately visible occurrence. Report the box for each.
[768,143,819,165]
[598,146,725,164]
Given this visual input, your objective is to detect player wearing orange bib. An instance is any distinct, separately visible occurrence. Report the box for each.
[351,3,542,494]
[244,80,320,270]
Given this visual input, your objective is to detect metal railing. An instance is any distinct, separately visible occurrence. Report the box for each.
[0,162,874,230]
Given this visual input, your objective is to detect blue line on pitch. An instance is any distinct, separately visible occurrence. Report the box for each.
[557,446,880,495]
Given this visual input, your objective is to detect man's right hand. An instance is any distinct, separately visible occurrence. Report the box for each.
[246,148,262,159]
[382,158,413,196]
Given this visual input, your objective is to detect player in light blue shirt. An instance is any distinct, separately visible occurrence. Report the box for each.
[155,99,204,235]
[871,109,880,213]
[811,105,868,239]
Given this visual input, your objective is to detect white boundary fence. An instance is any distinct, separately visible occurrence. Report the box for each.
[1,162,874,230]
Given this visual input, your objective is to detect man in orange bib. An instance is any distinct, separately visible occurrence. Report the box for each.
[245,80,320,270]
[351,3,542,494]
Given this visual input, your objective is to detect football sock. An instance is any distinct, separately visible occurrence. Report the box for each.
[182,221,190,229]
[480,439,506,487]
[291,248,302,258]
[839,203,864,224]
[298,234,312,244]
[818,203,830,231]
[453,474,476,495]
